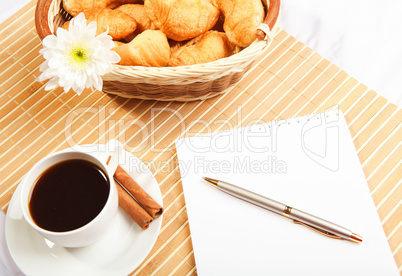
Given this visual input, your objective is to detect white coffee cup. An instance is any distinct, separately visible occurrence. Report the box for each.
[20,140,121,248]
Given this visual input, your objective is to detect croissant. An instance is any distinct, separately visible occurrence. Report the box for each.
[114,41,125,47]
[168,31,238,66]
[62,9,137,41]
[169,40,187,55]
[144,0,220,41]
[113,30,170,67]
[213,0,265,47]
[63,0,138,16]
[115,4,154,33]
[115,4,154,42]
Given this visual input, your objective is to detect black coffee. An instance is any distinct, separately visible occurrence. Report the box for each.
[29,159,110,232]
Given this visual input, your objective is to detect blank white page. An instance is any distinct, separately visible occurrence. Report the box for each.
[175,110,398,275]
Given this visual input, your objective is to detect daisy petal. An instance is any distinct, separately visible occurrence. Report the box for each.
[63,85,72,93]
[42,35,58,48]
[109,51,121,63]
[94,76,103,91]
[45,77,60,90]
[75,13,87,26]
[39,60,49,72]
[86,21,98,37]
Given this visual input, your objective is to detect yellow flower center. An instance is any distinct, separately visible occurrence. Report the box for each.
[67,44,91,69]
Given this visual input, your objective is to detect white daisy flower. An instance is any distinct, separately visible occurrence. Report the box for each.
[36,13,120,95]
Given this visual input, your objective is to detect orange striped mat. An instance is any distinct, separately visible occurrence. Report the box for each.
[0,1,401,274]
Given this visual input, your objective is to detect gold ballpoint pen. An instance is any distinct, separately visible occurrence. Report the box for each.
[203,177,363,243]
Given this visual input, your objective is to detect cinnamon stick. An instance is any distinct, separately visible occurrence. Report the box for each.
[114,165,163,218]
[115,182,153,230]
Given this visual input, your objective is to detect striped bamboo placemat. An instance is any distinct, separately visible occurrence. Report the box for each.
[0,1,401,274]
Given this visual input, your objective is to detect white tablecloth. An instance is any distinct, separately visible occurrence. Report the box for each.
[279,0,402,107]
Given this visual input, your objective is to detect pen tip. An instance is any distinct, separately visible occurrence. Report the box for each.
[203,177,218,187]
[350,233,363,243]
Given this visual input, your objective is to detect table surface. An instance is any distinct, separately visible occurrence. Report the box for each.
[1,1,401,275]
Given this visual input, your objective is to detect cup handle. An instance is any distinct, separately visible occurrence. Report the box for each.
[102,139,122,176]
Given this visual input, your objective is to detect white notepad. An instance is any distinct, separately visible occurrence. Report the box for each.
[175,110,398,275]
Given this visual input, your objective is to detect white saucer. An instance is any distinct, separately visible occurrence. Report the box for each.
[5,146,163,276]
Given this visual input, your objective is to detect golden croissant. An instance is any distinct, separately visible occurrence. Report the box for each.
[116,4,154,34]
[113,30,170,67]
[115,4,155,42]
[63,9,137,41]
[144,0,220,41]
[63,0,139,16]
[168,31,238,66]
[213,0,265,47]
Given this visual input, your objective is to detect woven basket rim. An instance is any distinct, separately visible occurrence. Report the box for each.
[102,36,271,84]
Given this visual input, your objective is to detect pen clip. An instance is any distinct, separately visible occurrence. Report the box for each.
[293,220,342,239]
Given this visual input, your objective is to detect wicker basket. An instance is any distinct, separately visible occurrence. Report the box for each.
[35,0,280,101]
